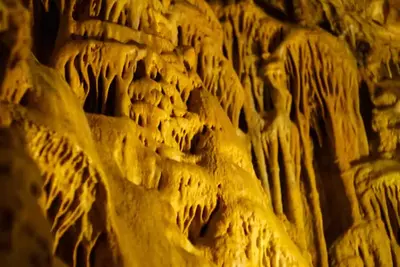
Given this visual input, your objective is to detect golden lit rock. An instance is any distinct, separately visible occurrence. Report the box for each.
[1,0,400,266]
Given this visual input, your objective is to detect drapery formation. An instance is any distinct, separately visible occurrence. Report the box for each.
[1,0,400,266]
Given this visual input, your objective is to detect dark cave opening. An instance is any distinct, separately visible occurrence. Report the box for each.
[359,80,378,154]
[32,0,60,65]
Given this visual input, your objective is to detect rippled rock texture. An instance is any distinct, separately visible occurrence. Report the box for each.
[0,0,400,266]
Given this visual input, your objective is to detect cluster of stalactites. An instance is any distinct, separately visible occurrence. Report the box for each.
[275,30,369,169]
[173,1,244,128]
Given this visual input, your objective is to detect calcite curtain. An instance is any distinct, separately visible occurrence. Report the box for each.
[0,0,400,266]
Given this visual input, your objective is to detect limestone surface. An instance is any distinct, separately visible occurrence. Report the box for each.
[0,0,400,266]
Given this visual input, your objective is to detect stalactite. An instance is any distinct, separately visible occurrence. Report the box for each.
[2,0,400,266]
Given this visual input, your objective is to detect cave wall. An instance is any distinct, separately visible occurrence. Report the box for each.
[0,0,400,266]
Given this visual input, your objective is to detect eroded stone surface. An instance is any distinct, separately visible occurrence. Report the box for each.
[1,0,400,266]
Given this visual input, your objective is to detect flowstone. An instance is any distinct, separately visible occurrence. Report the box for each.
[1,0,400,266]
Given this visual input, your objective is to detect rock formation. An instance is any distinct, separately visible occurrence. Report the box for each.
[0,0,399,266]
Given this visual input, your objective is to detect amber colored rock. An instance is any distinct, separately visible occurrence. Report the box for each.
[1,0,400,266]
